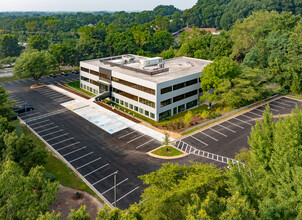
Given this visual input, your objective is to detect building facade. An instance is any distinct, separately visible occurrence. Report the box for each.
[80,55,212,121]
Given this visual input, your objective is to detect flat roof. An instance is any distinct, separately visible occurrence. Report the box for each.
[81,55,212,84]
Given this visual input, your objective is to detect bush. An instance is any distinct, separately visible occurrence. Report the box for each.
[43,172,56,182]
[200,110,210,119]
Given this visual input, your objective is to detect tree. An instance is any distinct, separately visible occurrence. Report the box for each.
[0,86,15,120]
[183,111,193,126]
[0,34,22,58]
[49,43,77,67]
[3,132,48,173]
[151,30,175,53]
[13,50,57,84]
[160,47,175,60]
[228,106,302,219]
[27,35,49,51]
[0,56,17,67]
[37,211,61,220]
[163,133,171,151]
[0,160,59,219]
[68,205,90,220]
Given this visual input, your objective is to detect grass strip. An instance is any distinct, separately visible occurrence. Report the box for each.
[151,146,183,157]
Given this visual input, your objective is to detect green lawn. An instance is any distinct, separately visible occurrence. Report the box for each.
[64,81,95,97]
[12,119,103,203]
[151,146,184,157]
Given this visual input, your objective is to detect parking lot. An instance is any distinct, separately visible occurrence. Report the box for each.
[175,97,302,162]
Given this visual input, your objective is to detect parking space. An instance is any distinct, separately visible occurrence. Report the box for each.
[33,86,74,103]
[18,111,143,209]
[114,128,161,152]
[178,97,302,159]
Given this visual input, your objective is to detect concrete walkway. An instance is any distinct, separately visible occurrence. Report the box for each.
[48,84,171,142]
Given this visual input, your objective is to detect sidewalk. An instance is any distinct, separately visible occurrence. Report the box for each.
[48,85,171,142]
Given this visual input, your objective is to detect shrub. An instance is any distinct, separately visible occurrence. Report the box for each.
[200,110,210,119]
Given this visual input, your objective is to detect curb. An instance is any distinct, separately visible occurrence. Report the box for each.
[147,145,187,160]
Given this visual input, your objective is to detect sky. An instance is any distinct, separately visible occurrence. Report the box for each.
[0,0,197,12]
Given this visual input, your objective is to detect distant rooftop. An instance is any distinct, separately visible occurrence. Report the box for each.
[81,55,212,84]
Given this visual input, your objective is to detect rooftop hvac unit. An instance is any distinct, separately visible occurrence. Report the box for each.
[122,55,135,63]
[158,62,165,68]
[140,57,163,67]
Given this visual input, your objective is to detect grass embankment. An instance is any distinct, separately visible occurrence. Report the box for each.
[12,120,103,203]
[63,81,95,97]
[287,94,302,101]
[151,146,184,157]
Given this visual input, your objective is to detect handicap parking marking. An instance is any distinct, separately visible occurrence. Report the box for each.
[76,157,102,170]
[112,186,139,206]
[83,163,109,178]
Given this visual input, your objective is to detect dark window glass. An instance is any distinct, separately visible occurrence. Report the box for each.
[129,104,133,110]
[90,70,99,76]
[139,97,155,108]
[159,109,171,121]
[145,110,149,116]
[112,77,155,95]
[186,78,198,86]
[150,113,155,119]
[80,76,89,82]
[185,89,198,98]
[160,99,172,107]
[161,86,172,94]
[173,94,185,102]
[178,104,185,112]
[186,100,198,109]
[99,83,108,92]
[100,73,111,80]
[112,88,138,101]
[173,82,185,90]
[80,67,89,73]
[173,107,177,115]
[91,80,100,86]
[134,106,138,111]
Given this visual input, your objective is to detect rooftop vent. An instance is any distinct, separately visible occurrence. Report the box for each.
[140,57,163,67]
[122,54,135,63]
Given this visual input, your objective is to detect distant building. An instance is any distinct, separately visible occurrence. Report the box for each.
[80,55,212,121]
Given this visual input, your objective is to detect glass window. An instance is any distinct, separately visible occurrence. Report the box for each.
[129,104,133,110]
[80,84,82,88]
[178,104,185,113]
[173,107,177,115]
[161,86,172,94]
[93,89,96,94]
[80,67,89,73]
[116,98,119,104]
[134,106,138,112]
[173,82,185,91]
[120,100,124,105]
[112,87,138,101]
[90,87,92,92]
[160,99,172,107]
[111,97,115,102]
[100,73,111,81]
[90,70,99,76]
[139,97,155,108]
[145,110,149,117]
[186,100,198,109]
[173,94,185,103]
[150,113,155,119]
[84,85,86,89]
[139,108,143,114]
[80,76,89,82]
[112,77,155,95]
[186,79,198,86]
[159,109,171,121]
[125,102,128,107]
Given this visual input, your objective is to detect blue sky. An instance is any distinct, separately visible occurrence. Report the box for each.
[0,0,197,11]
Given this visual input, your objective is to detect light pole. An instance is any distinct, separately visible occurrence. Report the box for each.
[114,171,118,207]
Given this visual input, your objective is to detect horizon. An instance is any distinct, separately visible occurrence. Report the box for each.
[0,0,197,12]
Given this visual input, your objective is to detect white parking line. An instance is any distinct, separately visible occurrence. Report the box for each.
[57,141,80,151]
[19,111,38,116]
[112,186,140,205]
[28,119,50,126]
[69,152,94,163]
[83,163,109,177]
[41,129,63,137]
[136,139,154,149]
[199,131,218,141]
[77,157,102,170]
[45,133,69,142]
[39,90,57,95]
[218,124,236,133]
[247,111,262,117]
[119,131,137,139]
[127,134,145,144]
[62,146,87,157]
[240,114,254,120]
[209,128,227,137]
[102,178,128,195]
[92,171,118,186]
[226,120,244,129]
[253,108,264,114]
[190,135,208,146]
[232,117,252,126]
[33,123,54,130]
[273,100,292,107]
[269,103,285,109]
[37,126,59,133]
[280,98,298,104]
[263,106,279,112]
[52,137,75,146]
[46,93,63,98]
[7,82,13,85]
